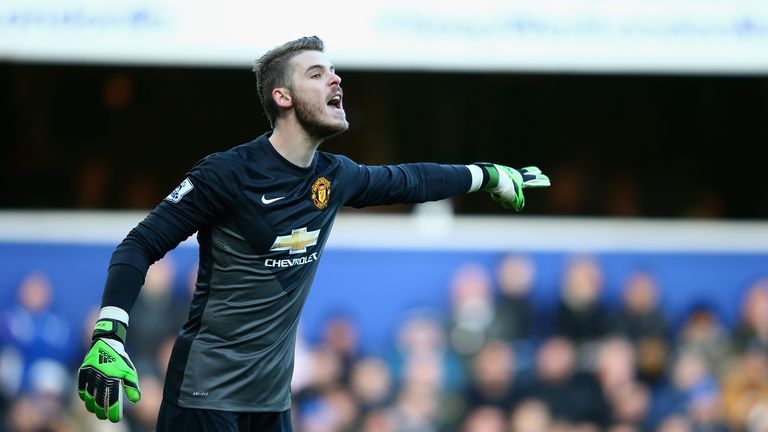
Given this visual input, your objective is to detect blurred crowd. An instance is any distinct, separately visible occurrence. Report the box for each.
[2,254,768,432]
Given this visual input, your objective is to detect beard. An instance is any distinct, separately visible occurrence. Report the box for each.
[293,93,349,142]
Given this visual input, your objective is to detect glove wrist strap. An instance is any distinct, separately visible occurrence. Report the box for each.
[473,162,500,190]
[92,318,128,345]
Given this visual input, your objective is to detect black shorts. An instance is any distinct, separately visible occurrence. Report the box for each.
[156,398,293,432]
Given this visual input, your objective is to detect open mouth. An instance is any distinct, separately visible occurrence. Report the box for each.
[327,94,343,111]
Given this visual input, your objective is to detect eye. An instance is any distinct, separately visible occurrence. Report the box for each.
[311,73,322,79]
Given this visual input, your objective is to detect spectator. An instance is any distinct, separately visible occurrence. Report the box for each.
[687,388,728,432]
[606,424,640,432]
[293,346,366,432]
[745,403,768,432]
[656,415,693,432]
[592,337,654,429]
[387,311,465,393]
[0,271,74,398]
[293,346,344,413]
[650,349,720,428]
[399,352,462,430]
[297,396,339,432]
[349,357,394,413]
[446,263,498,358]
[675,303,731,375]
[322,387,359,432]
[732,278,768,354]
[392,383,440,432]
[720,347,768,430]
[594,337,638,398]
[554,255,607,345]
[320,313,360,384]
[635,335,670,387]
[5,395,47,432]
[610,271,669,342]
[359,408,397,432]
[462,340,520,414]
[490,253,535,341]
[460,406,506,432]
[607,380,652,431]
[509,399,552,432]
[381,311,468,431]
[524,336,608,427]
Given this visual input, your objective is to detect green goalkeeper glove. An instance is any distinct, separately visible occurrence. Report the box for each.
[479,163,551,211]
[77,317,141,423]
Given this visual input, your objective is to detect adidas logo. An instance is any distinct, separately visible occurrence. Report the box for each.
[98,349,116,364]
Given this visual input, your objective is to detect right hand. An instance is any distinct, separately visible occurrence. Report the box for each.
[77,319,141,423]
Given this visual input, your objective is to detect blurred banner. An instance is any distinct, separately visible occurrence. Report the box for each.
[1,0,767,73]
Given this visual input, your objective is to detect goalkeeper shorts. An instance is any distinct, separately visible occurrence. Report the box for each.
[156,398,293,432]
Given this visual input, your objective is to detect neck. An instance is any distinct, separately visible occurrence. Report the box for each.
[268,120,321,168]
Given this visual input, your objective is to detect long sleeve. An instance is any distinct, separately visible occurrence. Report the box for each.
[341,158,477,208]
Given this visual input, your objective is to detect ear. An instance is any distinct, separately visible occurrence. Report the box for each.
[272,88,292,109]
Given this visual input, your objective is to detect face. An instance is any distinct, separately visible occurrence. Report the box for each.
[286,50,348,140]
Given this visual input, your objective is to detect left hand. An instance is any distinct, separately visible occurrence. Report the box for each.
[482,164,551,211]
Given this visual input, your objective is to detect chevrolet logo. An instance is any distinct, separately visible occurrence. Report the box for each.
[270,227,320,254]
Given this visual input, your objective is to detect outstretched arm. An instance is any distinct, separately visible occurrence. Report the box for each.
[342,158,550,211]
[343,162,479,208]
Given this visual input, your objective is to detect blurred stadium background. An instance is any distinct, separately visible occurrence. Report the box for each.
[1,1,768,431]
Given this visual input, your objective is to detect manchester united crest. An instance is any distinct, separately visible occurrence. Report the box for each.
[311,177,331,209]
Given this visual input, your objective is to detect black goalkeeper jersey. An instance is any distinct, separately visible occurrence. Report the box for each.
[103,132,474,411]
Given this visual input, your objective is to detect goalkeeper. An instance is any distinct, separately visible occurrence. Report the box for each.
[76,36,550,431]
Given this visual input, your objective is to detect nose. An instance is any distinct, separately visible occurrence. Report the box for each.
[329,72,341,87]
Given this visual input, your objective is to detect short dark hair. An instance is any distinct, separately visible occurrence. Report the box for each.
[253,36,325,127]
